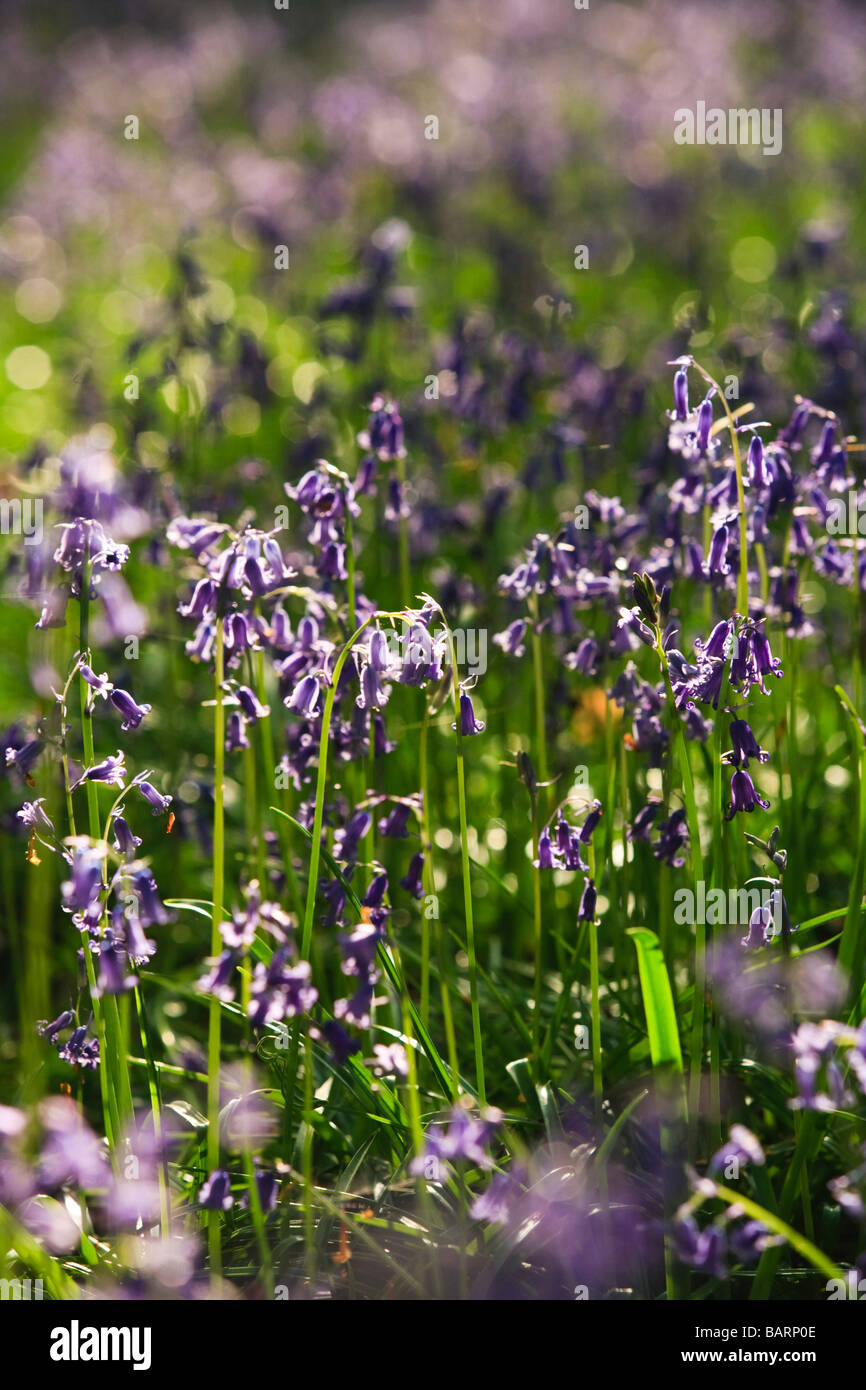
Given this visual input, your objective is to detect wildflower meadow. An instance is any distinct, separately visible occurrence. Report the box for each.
[2,0,866,1347]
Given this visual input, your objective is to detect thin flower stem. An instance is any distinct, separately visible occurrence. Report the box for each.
[303,1032,316,1279]
[418,704,433,1027]
[253,639,302,919]
[395,455,411,607]
[528,593,549,801]
[750,1110,820,1298]
[243,1142,273,1297]
[448,629,486,1105]
[59,719,116,1151]
[207,615,226,1280]
[588,844,603,1123]
[656,629,704,1143]
[693,362,749,616]
[78,566,134,1144]
[300,615,375,962]
[419,702,460,1090]
[285,615,377,1141]
[134,984,171,1238]
[589,920,602,1121]
[711,1180,842,1285]
[531,791,542,1075]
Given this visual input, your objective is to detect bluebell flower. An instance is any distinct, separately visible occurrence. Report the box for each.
[534,825,555,868]
[17,798,54,834]
[628,799,660,842]
[696,392,714,452]
[672,1216,727,1279]
[652,808,689,867]
[136,780,172,815]
[708,1124,764,1175]
[695,618,732,661]
[197,949,239,1003]
[399,622,442,686]
[672,367,689,421]
[579,800,603,843]
[178,576,216,620]
[723,718,770,769]
[470,1169,525,1224]
[453,691,485,735]
[705,523,731,578]
[236,685,269,722]
[242,1168,279,1213]
[37,1009,75,1043]
[61,845,105,923]
[5,737,45,781]
[578,877,597,922]
[248,953,317,1026]
[749,623,784,693]
[357,393,406,461]
[370,1043,409,1078]
[729,1219,776,1263]
[410,1103,503,1180]
[39,1097,106,1185]
[112,812,141,859]
[286,673,321,718]
[57,1024,100,1070]
[199,1170,234,1212]
[400,851,425,899]
[378,802,413,838]
[125,865,171,926]
[741,902,773,949]
[95,929,137,997]
[334,980,374,1029]
[72,751,126,790]
[564,636,599,675]
[493,619,527,658]
[617,606,656,649]
[225,710,249,752]
[320,1020,361,1065]
[747,434,769,488]
[79,664,112,700]
[362,872,389,910]
[725,769,770,820]
[110,687,152,732]
[333,809,372,862]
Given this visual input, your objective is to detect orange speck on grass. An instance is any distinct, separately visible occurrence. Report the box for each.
[571,688,622,744]
[332,1221,352,1265]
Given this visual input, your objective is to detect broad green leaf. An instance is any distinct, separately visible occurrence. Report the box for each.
[627,927,683,1073]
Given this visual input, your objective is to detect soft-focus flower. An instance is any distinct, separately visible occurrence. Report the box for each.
[198,1169,234,1212]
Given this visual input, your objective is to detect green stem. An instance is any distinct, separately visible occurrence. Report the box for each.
[207,615,226,1280]
[395,456,411,607]
[693,362,749,616]
[529,593,549,797]
[77,566,134,1144]
[134,985,170,1237]
[712,1179,842,1285]
[531,794,543,1074]
[448,633,486,1105]
[589,916,602,1123]
[656,630,704,1143]
[243,1142,273,1297]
